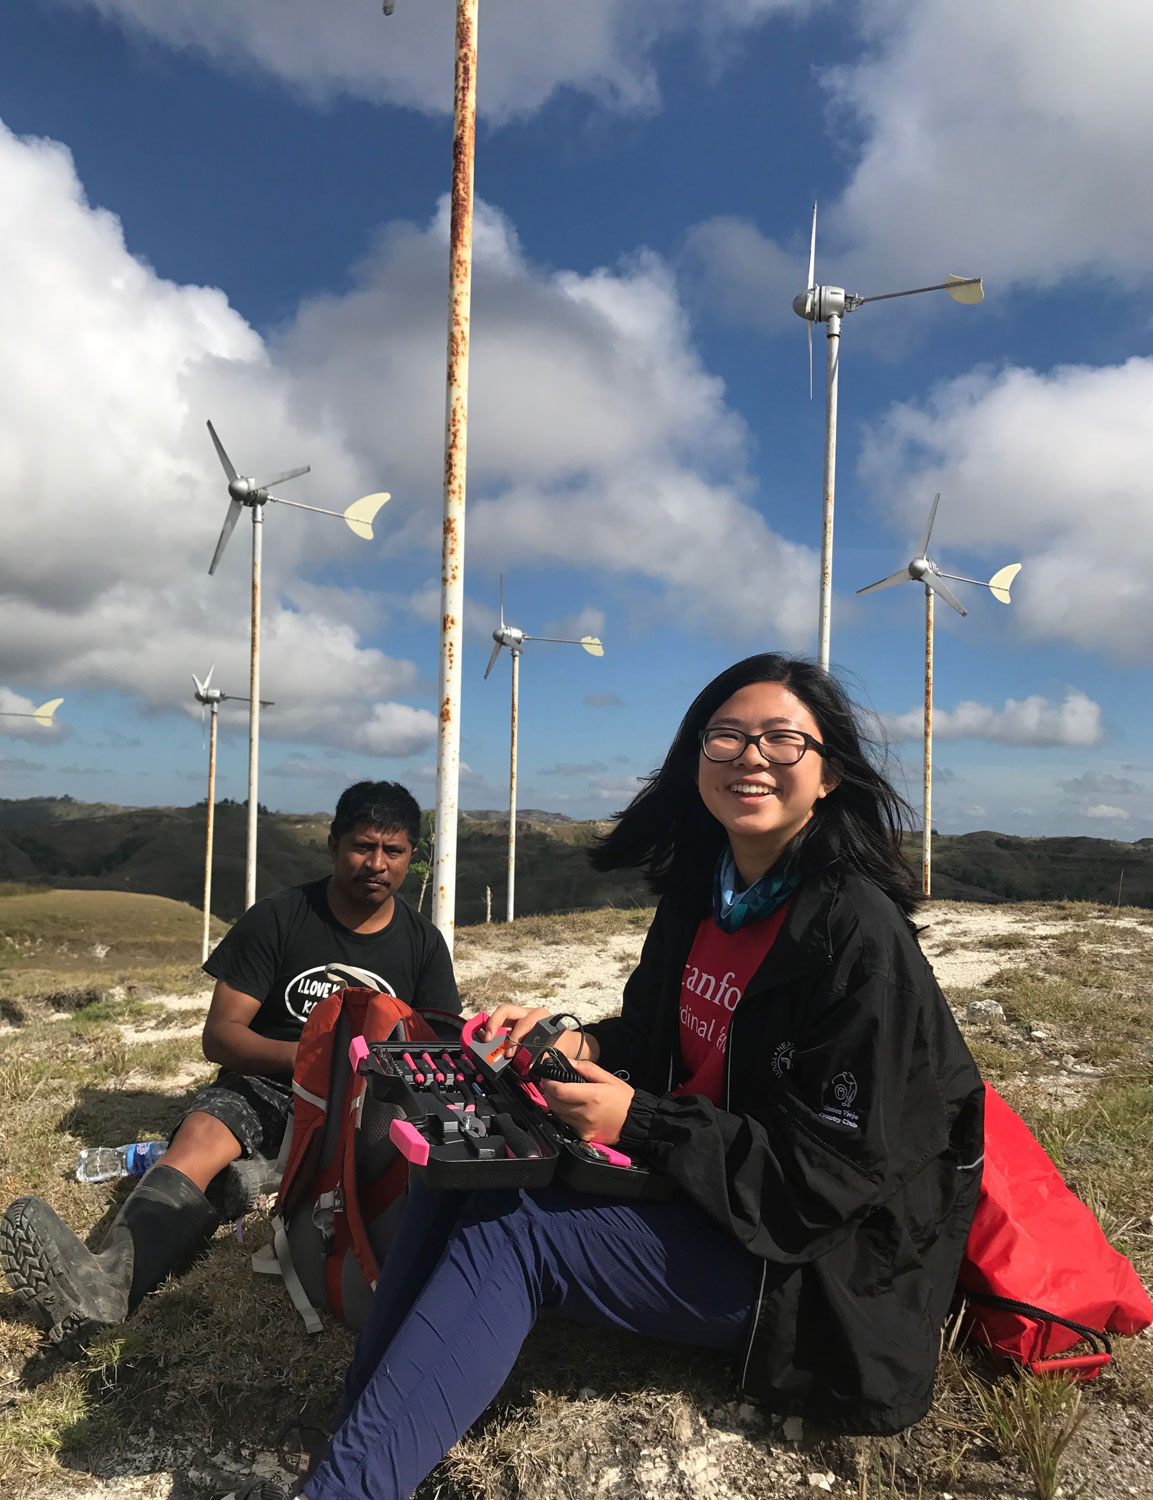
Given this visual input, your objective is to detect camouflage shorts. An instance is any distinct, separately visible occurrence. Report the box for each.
[177,1068,292,1159]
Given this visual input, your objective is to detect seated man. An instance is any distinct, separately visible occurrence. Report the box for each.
[1,779,459,1343]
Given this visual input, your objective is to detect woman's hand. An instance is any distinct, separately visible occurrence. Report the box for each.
[539,1057,634,1146]
[478,1005,596,1062]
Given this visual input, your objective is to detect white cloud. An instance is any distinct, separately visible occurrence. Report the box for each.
[1085,804,1130,821]
[883,691,1105,747]
[688,0,1153,327]
[281,195,817,645]
[0,120,804,759]
[0,120,435,757]
[70,0,813,121]
[859,359,1153,659]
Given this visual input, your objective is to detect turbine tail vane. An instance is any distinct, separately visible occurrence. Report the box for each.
[945,274,984,305]
[344,492,390,540]
[32,698,63,728]
[987,563,1021,604]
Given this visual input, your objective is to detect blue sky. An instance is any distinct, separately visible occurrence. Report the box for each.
[0,0,1150,840]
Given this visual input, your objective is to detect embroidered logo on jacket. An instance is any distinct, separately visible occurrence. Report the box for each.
[770,1041,795,1078]
[819,1070,860,1128]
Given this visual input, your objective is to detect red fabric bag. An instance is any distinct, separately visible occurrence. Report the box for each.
[958,1083,1153,1378]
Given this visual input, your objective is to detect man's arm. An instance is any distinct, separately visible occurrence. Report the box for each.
[202,980,299,1077]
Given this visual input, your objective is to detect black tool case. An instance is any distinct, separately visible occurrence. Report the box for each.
[357,1038,673,1202]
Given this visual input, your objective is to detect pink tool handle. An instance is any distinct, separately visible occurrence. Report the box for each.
[588,1141,632,1167]
[389,1119,430,1167]
[520,1079,549,1110]
[348,1036,370,1070]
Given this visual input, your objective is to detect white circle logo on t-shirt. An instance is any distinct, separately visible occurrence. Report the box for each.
[283,966,394,1023]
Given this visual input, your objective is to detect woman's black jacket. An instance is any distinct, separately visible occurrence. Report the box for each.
[585,866,984,1436]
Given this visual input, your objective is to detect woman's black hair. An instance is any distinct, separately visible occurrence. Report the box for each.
[590,653,920,918]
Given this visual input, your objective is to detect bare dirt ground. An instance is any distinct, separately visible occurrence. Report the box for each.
[3,897,1152,1500]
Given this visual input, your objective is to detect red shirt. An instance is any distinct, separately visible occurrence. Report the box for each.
[671,905,789,1106]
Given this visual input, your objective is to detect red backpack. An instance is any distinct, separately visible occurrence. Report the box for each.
[958,1084,1153,1378]
[254,980,451,1333]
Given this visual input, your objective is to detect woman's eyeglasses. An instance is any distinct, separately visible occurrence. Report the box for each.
[699,727,825,765]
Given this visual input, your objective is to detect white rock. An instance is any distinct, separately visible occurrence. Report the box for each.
[966,999,1005,1021]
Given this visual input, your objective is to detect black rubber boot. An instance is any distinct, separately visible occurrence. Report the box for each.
[1,1164,220,1343]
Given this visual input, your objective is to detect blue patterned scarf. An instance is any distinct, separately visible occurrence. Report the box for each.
[713,844,798,933]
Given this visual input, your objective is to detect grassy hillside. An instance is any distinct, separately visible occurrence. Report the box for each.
[1,798,1151,922]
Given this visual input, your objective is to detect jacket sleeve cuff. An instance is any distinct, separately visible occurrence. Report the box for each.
[617,1088,662,1157]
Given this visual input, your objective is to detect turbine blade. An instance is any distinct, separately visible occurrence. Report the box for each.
[484,640,504,680]
[206,420,238,482]
[807,202,817,292]
[926,575,967,615]
[580,636,604,657]
[857,569,913,595]
[499,574,505,631]
[192,673,205,697]
[209,497,244,575]
[917,493,941,559]
[945,274,984,306]
[808,321,813,401]
[204,662,215,691]
[255,464,310,490]
[31,697,63,727]
[987,562,1021,604]
[344,491,390,540]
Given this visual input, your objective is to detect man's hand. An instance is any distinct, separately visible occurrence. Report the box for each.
[203,981,299,1076]
[480,1005,598,1062]
[539,1057,634,1146]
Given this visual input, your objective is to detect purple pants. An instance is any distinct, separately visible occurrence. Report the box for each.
[305,1179,761,1500]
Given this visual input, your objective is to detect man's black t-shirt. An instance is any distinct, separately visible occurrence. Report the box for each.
[203,879,460,1041]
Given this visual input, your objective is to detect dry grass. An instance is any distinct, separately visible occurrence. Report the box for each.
[0,891,1151,1498]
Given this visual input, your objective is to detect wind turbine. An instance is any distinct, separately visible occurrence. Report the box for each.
[192,667,272,963]
[793,204,984,671]
[857,493,1020,896]
[484,582,604,922]
[0,698,63,728]
[205,419,390,909]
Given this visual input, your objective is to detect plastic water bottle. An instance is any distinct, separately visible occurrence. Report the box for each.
[75,1141,167,1184]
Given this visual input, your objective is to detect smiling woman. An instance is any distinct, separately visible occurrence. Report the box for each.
[288,655,986,1500]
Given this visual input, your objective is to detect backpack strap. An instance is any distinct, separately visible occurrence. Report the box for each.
[266,1212,324,1336]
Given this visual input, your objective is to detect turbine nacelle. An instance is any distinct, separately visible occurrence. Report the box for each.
[792,286,854,323]
[493,625,526,651]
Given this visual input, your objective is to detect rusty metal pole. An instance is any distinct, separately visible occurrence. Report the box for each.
[923,584,933,897]
[817,313,841,672]
[431,0,478,955]
[507,648,519,923]
[201,701,218,963]
[246,504,263,910]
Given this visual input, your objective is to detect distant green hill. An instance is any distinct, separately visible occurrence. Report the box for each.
[0,798,1149,919]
